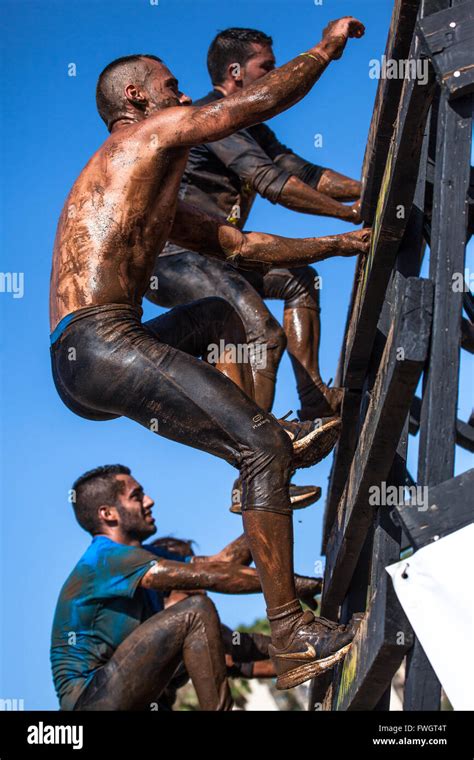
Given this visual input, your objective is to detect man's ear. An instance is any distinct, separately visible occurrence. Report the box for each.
[98,504,119,524]
[124,83,147,107]
[227,61,243,83]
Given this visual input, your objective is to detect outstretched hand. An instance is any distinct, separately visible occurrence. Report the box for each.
[339,227,372,257]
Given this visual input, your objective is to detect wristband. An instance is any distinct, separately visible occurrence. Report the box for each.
[297,49,330,65]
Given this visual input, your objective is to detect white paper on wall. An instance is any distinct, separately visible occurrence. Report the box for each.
[386,522,474,711]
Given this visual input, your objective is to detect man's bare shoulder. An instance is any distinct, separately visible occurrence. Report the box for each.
[137,102,226,149]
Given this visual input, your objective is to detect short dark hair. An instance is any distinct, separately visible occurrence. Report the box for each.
[71,464,131,535]
[96,54,163,131]
[207,28,273,86]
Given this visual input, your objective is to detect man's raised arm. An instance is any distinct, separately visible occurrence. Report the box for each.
[154,17,365,148]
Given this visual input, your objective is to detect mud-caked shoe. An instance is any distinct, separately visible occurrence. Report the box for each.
[278,413,341,469]
[269,610,364,690]
[229,479,322,514]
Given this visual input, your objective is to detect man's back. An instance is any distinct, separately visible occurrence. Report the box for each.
[49,122,189,330]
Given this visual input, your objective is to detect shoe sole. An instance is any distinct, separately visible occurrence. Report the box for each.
[229,487,322,514]
[275,642,352,690]
[292,418,341,470]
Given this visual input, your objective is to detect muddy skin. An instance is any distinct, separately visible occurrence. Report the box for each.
[50,16,366,684]
[283,305,344,418]
[151,534,321,607]
[203,532,253,566]
[50,18,367,330]
[316,168,361,203]
[141,554,321,600]
[280,174,361,222]
[167,200,370,272]
[155,624,275,711]
[151,533,253,567]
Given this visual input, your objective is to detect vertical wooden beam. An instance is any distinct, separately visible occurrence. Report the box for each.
[405,5,473,704]
[417,92,472,483]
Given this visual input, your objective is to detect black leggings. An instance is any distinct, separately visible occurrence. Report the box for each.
[50,299,293,514]
[73,596,232,711]
[148,248,319,388]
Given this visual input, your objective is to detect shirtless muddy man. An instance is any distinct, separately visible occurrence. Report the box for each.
[49,17,369,689]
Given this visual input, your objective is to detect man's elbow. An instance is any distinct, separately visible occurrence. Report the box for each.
[251,167,292,204]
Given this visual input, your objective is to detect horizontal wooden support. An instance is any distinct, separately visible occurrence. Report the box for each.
[322,277,433,617]
[344,48,436,389]
[464,290,474,322]
[395,468,474,549]
[409,395,474,451]
[456,419,474,452]
[418,1,474,99]
[361,0,422,223]
[461,317,474,353]
[333,575,413,711]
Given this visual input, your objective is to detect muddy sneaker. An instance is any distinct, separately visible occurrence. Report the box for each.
[230,479,322,514]
[298,386,344,420]
[269,610,364,690]
[278,413,341,469]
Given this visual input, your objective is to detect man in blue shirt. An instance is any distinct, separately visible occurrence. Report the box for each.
[51,464,323,710]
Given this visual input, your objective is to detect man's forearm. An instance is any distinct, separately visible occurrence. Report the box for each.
[279,175,359,222]
[141,559,322,598]
[142,559,263,595]
[232,228,371,268]
[168,200,370,269]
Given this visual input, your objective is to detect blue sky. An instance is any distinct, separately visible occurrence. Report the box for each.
[1,0,472,709]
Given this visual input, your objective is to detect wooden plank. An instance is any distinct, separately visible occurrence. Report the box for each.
[417,91,472,485]
[331,425,411,711]
[344,47,436,389]
[418,1,474,100]
[321,391,361,553]
[322,277,433,617]
[395,469,474,549]
[456,418,474,452]
[333,574,413,711]
[405,642,440,710]
[361,0,422,223]
[406,45,472,713]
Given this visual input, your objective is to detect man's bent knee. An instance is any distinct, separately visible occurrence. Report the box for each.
[239,420,293,516]
[281,266,320,310]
